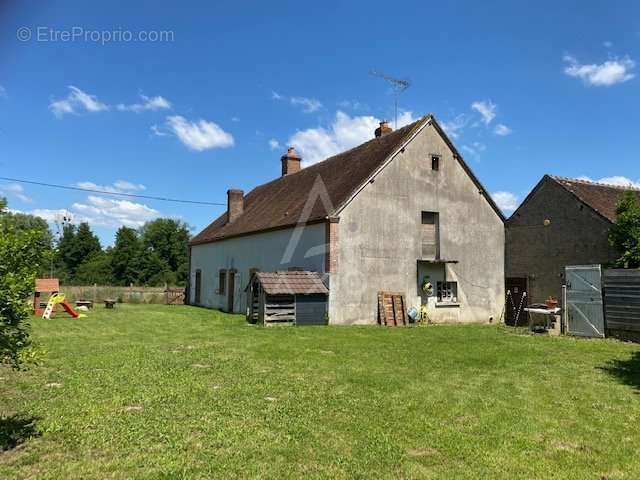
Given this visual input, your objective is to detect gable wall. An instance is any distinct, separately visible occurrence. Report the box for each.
[189,223,326,312]
[506,178,617,304]
[329,122,505,324]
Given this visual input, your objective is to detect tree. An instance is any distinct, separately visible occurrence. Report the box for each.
[139,219,190,285]
[610,191,640,268]
[0,207,54,277]
[0,198,51,367]
[57,222,102,279]
[111,227,142,285]
[75,250,114,285]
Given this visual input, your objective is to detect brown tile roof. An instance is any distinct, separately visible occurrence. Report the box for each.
[550,175,640,223]
[249,271,329,295]
[191,114,503,245]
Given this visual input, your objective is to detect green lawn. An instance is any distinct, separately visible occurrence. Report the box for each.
[1,305,640,479]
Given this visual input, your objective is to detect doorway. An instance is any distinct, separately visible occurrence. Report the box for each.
[227,270,236,312]
[505,277,527,326]
[194,269,202,305]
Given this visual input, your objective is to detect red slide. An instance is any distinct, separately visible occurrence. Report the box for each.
[60,301,80,318]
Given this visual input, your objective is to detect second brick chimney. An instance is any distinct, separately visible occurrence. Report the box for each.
[281,147,301,176]
[227,189,244,223]
[375,120,393,138]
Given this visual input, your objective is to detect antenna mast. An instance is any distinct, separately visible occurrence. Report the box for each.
[369,70,411,128]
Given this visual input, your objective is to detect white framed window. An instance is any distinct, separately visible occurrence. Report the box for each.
[437,281,457,303]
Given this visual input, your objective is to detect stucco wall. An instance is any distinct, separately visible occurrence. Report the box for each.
[506,178,617,304]
[189,223,326,312]
[329,122,505,325]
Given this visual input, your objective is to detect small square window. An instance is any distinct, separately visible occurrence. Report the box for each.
[431,155,440,171]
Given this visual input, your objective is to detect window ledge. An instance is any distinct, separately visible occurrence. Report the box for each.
[435,302,460,308]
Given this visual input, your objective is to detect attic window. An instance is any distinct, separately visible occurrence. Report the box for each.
[431,155,440,171]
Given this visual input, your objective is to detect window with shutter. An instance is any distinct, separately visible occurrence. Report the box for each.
[421,211,440,260]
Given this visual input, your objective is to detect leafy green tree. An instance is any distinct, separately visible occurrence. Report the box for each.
[139,219,190,285]
[610,191,640,268]
[0,207,55,277]
[111,227,142,285]
[75,250,114,285]
[57,222,102,278]
[0,198,51,367]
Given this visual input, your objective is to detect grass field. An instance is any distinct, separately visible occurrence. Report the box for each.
[1,305,640,479]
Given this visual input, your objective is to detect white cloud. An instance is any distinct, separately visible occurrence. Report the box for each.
[75,180,146,194]
[492,191,519,213]
[116,94,171,113]
[272,91,323,113]
[289,96,322,113]
[27,208,75,223]
[70,195,159,228]
[113,180,145,191]
[563,54,635,86]
[50,86,109,118]
[150,124,167,136]
[441,114,469,139]
[461,142,486,157]
[0,85,6,98]
[0,183,33,203]
[471,100,497,125]
[494,123,512,136]
[578,175,640,188]
[165,115,234,151]
[603,41,613,49]
[288,110,418,165]
[268,138,280,150]
[337,100,367,111]
[231,116,240,122]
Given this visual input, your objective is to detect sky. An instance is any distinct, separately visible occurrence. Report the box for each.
[1,1,639,245]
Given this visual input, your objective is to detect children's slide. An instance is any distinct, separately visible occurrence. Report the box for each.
[42,293,85,319]
[59,300,80,318]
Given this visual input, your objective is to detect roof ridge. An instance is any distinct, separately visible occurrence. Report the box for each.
[550,174,640,192]
[226,113,433,194]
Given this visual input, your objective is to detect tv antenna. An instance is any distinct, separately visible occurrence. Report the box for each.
[369,70,411,128]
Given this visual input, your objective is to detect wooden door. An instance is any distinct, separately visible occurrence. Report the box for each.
[194,270,202,305]
[505,277,527,326]
[227,270,235,312]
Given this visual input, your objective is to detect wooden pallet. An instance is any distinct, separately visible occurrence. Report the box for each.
[377,291,407,326]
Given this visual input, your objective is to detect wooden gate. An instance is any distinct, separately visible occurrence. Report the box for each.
[165,288,185,305]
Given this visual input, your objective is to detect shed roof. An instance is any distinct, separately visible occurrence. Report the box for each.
[550,176,640,223]
[248,271,329,295]
[35,278,59,292]
[190,114,504,245]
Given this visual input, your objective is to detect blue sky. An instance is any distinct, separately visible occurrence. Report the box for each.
[1,1,639,244]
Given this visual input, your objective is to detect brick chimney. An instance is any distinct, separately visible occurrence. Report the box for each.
[375,120,392,138]
[227,189,244,223]
[281,147,301,176]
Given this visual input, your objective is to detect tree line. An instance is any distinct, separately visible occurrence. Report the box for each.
[1,201,191,287]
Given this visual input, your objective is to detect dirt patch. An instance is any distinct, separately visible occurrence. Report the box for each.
[191,364,210,369]
[407,447,438,457]
[123,405,144,413]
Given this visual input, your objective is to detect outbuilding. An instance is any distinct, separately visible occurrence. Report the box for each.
[246,271,329,326]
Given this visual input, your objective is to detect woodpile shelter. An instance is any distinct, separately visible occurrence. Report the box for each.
[246,271,329,326]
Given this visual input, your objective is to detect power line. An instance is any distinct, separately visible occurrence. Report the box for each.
[0,176,226,206]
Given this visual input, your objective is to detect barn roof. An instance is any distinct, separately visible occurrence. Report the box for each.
[248,271,328,295]
[550,176,640,223]
[190,114,504,245]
